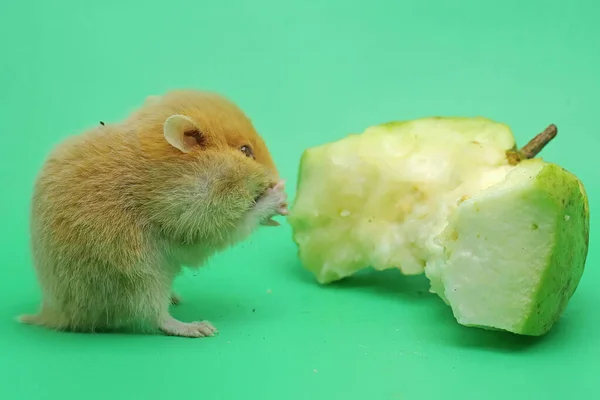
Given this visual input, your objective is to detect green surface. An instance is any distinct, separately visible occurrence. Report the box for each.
[0,0,598,399]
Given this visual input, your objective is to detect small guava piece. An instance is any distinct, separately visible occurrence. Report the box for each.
[287,117,516,283]
[425,159,589,336]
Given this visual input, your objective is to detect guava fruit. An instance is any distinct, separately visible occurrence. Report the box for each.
[287,117,589,336]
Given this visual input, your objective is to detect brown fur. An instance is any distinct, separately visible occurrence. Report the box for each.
[20,89,287,337]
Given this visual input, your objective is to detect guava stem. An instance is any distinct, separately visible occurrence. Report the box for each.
[506,124,558,165]
[520,124,558,158]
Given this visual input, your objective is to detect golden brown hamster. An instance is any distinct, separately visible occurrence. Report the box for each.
[20,89,288,338]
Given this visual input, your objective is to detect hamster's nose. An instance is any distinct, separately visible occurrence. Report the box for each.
[269,179,286,190]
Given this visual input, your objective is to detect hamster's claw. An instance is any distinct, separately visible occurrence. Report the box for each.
[262,217,281,226]
[170,292,181,305]
[278,202,289,215]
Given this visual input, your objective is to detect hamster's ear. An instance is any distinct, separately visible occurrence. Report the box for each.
[163,115,204,153]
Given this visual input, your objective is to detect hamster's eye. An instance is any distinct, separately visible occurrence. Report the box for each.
[240,145,254,159]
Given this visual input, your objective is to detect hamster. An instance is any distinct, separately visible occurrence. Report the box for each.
[20,89,288,338]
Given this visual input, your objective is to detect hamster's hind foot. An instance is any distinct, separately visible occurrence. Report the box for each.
[159,315,218,338]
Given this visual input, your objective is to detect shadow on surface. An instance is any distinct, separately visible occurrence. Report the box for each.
[286,260,559,352]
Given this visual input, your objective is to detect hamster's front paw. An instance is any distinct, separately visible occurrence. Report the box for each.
[257,180,288,226]
[231,179,288,241]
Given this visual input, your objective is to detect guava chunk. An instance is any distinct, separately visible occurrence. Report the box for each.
[426,160,589,335]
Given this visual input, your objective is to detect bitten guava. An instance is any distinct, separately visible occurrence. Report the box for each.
[287,117,589,336]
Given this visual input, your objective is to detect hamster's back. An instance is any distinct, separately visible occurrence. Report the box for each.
[30,124,152,274]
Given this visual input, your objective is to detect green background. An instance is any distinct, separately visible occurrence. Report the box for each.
[1,0,598,399]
